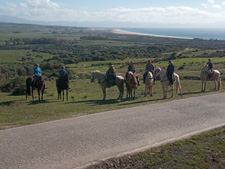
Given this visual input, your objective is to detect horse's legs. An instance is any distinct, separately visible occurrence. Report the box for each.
[101,86,106,100]
[62,90,64,101]
[144,85,147,97]
[204,80,207,92]
[150,86,153,97]
[32,88,35,101]
[171,85,174,98]
[38,89,40,101]
[66,89,68,101]
[41,89,44,101]
[214,79,219,90]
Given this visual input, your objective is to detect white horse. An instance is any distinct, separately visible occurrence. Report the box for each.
[90,70,124,100]
[144,71,154,97]
[154,67,183,99]
[200,65,222,92]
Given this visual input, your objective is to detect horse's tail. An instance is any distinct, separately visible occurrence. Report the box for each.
[26,77,32,95]
[175,76,180,93]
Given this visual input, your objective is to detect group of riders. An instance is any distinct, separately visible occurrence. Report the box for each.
[30,58,213,88]
[30,63,68,88]
[105,58,213,87]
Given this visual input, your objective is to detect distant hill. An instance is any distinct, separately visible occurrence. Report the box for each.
[0,15,31,24]
[1,14,225,29]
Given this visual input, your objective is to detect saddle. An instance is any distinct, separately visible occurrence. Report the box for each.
[207,71,214,80]
[31,76,41,88]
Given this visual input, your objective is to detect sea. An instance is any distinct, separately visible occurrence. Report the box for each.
[120,28,225,40]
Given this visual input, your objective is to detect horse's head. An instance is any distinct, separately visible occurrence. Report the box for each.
[202,65,210,73]
[90,71,95,82]
[154,67,161,76]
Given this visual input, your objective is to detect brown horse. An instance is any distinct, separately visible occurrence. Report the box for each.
[26,76,46,101]
[56,74,69,101]
[125,71,138,98]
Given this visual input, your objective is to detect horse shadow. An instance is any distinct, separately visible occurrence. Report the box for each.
[0,101,15,107]
[68,98,122,105]
[182,90,210,95]
[27,100,50,105]
[119,97,165,106]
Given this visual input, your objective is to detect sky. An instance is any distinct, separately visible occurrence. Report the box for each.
[1,0,225,27]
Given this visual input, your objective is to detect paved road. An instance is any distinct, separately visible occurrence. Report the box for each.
[1,93,225,169]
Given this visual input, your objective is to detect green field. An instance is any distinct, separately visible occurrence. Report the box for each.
[0,22,225,168]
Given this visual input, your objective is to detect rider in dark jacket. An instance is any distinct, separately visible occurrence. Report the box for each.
[126,62,140,85]
[143,60,155,84]
[206,58,213,78]
[106,63,116,86]
[166,60,175,85]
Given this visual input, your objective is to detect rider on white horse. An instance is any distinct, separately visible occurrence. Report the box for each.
[106,63,116,87]
[143,60,155,84]
[166,60,175,85]
[206,58,213,78]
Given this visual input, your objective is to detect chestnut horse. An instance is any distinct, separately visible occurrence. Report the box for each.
[125,71,138,98]
[26,76,46,101]
[56,74,69,101]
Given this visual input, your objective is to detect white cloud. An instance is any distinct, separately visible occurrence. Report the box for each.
[208,0,215,4]
[222,1,225,5]
[201,3,208,8]
[1,0,225,27]
[212,4,221,8]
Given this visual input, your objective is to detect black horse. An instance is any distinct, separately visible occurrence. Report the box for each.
[56,74,69,101]
[26,76,46,101]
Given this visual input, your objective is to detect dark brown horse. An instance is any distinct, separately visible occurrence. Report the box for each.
[56,74,69,101]
[26,76,46,101]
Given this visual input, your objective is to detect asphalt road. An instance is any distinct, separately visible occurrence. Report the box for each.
[1,93,225,169]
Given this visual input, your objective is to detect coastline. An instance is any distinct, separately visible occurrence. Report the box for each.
[112,29,193,40]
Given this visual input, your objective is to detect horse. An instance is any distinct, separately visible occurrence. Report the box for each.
[26,76,46,101]
[154,67,183,99]
[56,74,69,101]
[144,71,154,97]
[90,70,124,100]
[125,71,137,98]
[200,65,222,92]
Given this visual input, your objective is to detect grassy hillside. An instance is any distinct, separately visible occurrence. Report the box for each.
[0,23,225,130]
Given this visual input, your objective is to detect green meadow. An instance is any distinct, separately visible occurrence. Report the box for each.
[1,22,225,168]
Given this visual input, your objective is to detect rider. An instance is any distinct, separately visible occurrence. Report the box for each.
[207,58,213,78]
[143,60,155,84]
[31,63,42,87]
[58,66,69,85]
[106,63,116,87]
[166,60,175,85]
[126,61,140,85]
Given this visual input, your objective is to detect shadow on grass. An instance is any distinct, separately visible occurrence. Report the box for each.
[28,100,50,105]
[69,98,121,105]
[0,101,15,107]
[182,90,210,95]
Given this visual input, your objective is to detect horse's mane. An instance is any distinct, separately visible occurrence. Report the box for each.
[126,71,137,84]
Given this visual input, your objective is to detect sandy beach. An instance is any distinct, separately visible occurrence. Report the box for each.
[112,29,193,40]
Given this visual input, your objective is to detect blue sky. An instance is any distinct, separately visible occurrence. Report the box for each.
[1,0,225,27]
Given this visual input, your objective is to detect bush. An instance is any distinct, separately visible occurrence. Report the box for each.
[12,84,26,95]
